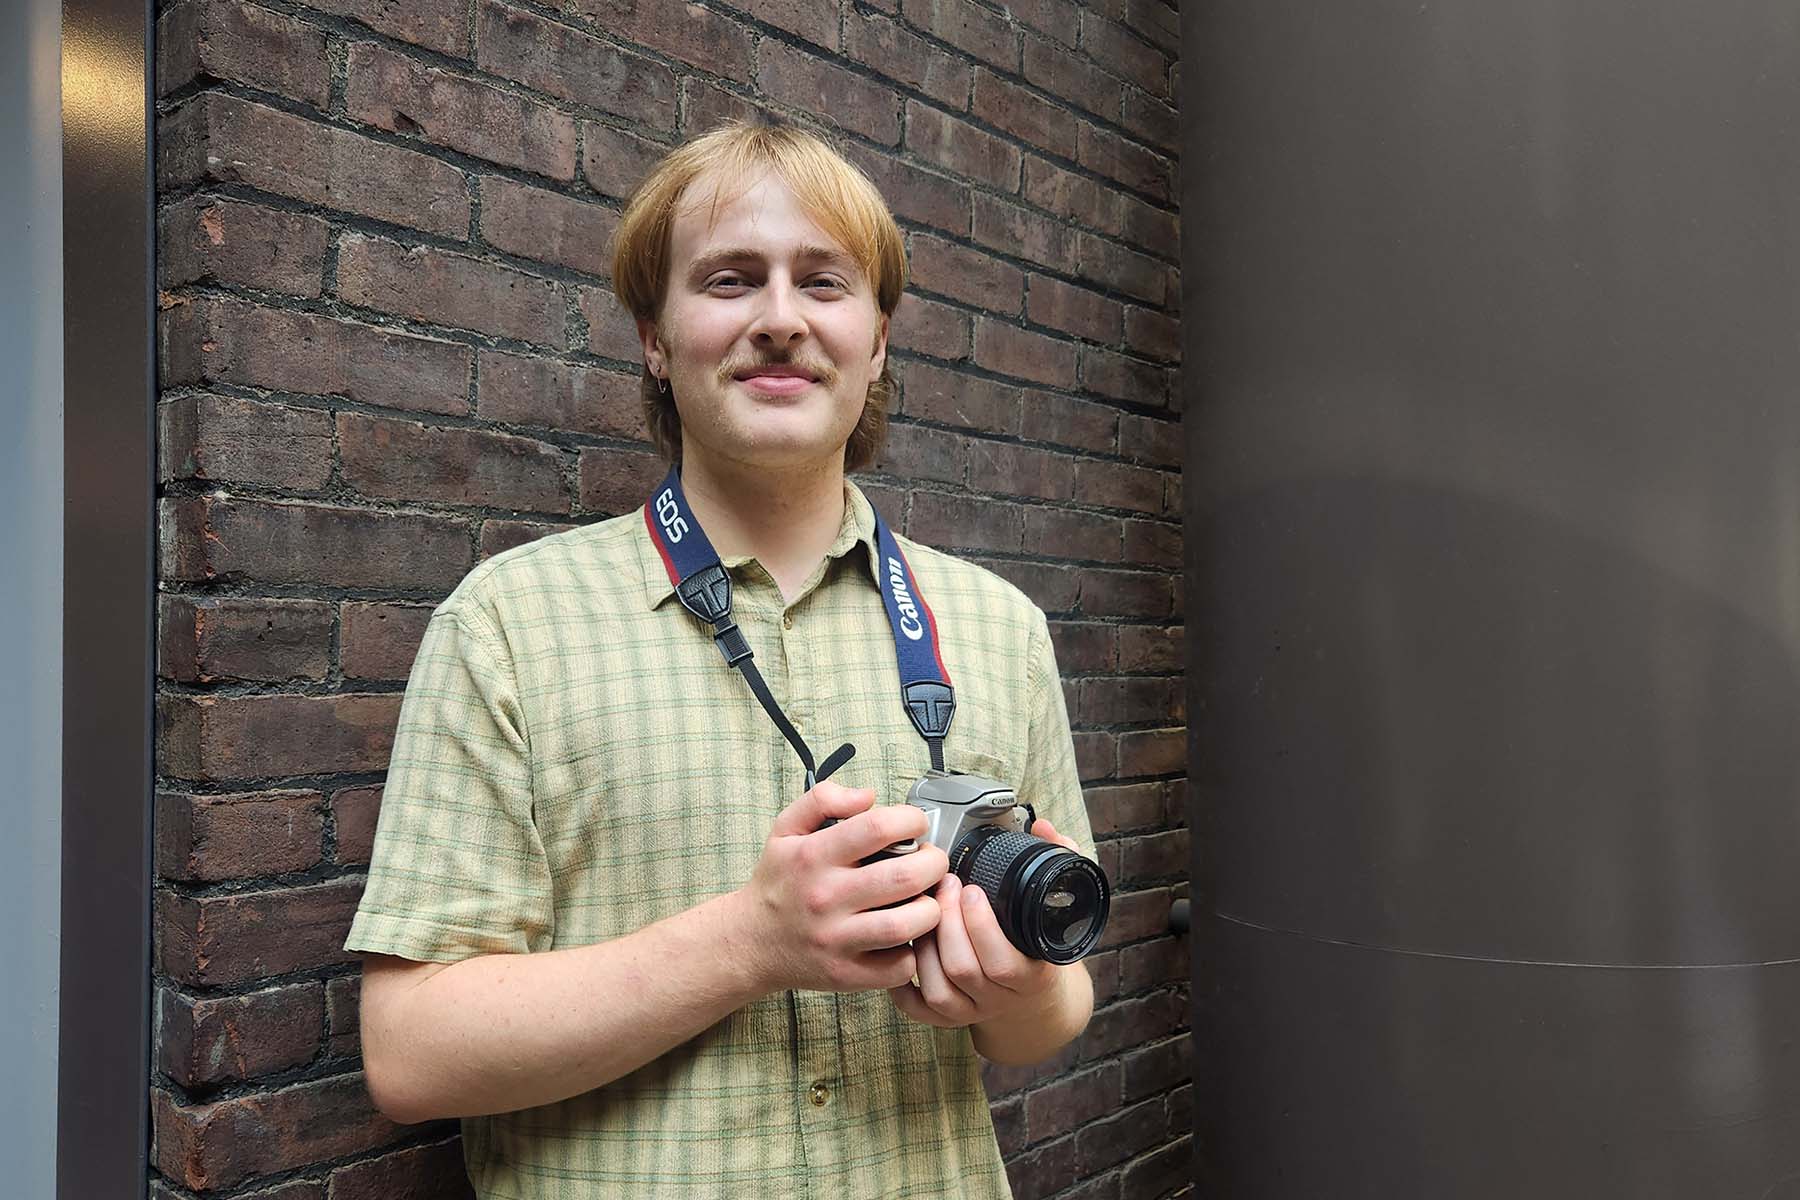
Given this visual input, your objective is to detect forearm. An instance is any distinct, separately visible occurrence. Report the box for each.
[365,890,770,1122]
[970,960,1094,1066]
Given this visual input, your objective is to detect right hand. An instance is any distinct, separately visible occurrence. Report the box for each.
[736,781,949,995]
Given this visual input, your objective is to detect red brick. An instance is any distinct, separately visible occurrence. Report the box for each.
[974,319,1076,388]
[582,120,669,201]
[1077,990,1183,1061]
[481,518,579,559]
[152,1074,405,1192]
[968,441,1076,501]
[1073,458,1163,513]
[476,1,677,130]
[159,495,473,590]
[1070,730,1116,780]
[1026,1063,1120,1141]
[1164,470,1182,518]
[159,693,403,782]
[330,786,383,867]
[1022,155,1120,232]
[158,983,325,1086]
[891,292,971,361]
[681,77,766,137]
[1023,507,1121,562]
[578,286,645,362]
[1125,0,1179,55]
[1022,34,1121,119]
[874,423,968,485]
[1047,621,1116,673]
[567,0,753,75]
[160,595,334,685]
[1077,231,1165,305]
[304,0,470,56]
[337,232,565,347]
[724,0,838,48]
[905,101,1021,192]
[900,361,1020,434]
[900,0,1019,70]
[1165,1084,1192,1138]
[153,1178,322,1200]
[481,177,619,277]
[1085,782,1164,835]
[157,879,367,987]
[1124,306,1180,363]
[1080,676,1178,725]
[340,602,434,681]
[1077,121,1170,200]
[1117,191,1180,254]
[1075,1095,1168,1173]
[846,10,971,109]
[338,411,569,513]
[1120,830,1187,887]
[578,445,668,516]
[989,1096,1024,1155]
[1007,0,1080,47]
[1078,12,1169,98]
[159,196,329,297]
[1117,623,1181,672]
[1029,392,1118,453]
[908,233,1023,314]
[1118,727,1185,776]
[1121,89,1178,154]
[158,93,470,239]
[347,42,576,181]
[972,69,1077,156]
[1027,276,1123,343]
[908,490,1024,553]
[975,556,1078,612]
[159,395,333,491]
[156,790,327,881]
[758,41,899,145]
[1078,569,1171,617]
[157,0,330,107]
[482,349,644,438]
[1007,1136,1078,1198]
[972,194,1077,268]
[845,142,970,236]
[160,296,472,416]
[327,1138,474,1200]
[1119,934,1186,992]
[326,975,361,1058]
[857,479,907,528]
[1122,1135,1193,1200]
[1123,517,1180,568]
[1085,947,1121,1007]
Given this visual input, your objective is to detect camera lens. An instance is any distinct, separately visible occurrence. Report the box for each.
[952,828,1111,964]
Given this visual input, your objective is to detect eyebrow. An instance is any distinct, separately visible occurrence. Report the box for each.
[685,243,860,280]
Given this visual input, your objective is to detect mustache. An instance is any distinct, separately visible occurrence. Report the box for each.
[717,356,836,385]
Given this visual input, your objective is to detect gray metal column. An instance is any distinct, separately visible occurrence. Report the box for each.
[1182,2,1800,1196]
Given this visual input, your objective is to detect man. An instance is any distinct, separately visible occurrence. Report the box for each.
[346,117,1100,1198]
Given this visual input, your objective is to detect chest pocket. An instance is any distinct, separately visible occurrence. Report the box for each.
[881,742,1019,801]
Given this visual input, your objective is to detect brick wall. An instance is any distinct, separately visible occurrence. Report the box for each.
[151,0,1188,1197]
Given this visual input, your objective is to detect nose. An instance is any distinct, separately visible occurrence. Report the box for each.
[749,273,808,349]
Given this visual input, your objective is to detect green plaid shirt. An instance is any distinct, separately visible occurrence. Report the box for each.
[345,481,1096,1199]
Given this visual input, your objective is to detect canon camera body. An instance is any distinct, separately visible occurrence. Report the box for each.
[879,772,1111,965]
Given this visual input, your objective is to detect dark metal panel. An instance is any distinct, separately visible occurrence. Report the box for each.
[1184,0,1800,1192]
[58,0,154,1193]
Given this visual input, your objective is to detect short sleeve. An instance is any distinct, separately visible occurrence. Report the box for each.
[1014,612,1098,862]
[343,603,554,962]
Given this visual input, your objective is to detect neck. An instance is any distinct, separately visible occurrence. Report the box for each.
[676,446,849,602]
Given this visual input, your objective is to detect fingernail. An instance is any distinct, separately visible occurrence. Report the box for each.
[963,886,985,909]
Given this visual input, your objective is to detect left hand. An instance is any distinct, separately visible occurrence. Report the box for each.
[887,817,1082,1029]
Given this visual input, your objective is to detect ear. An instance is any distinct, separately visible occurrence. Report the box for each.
[636,316,666,379]
[869,311,889,379]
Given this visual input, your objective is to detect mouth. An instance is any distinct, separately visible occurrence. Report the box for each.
[733,365,821,396]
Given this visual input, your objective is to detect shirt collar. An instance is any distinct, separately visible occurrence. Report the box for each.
[638,478,882,612]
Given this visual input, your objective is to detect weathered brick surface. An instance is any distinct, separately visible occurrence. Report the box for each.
[154,1,1189,1194]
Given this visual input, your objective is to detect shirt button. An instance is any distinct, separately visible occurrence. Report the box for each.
[783,614,795,630]
[808,1082,830,1106]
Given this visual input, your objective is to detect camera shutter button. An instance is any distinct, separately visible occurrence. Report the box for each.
[808,1082,830,1106]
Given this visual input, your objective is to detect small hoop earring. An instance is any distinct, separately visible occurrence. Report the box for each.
[657,375,669,396]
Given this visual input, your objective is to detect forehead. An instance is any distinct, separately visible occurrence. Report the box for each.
[668,168,855,265]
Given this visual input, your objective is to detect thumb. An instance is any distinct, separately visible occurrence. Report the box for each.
[770,780,876,838]
[1031,816,1080,853]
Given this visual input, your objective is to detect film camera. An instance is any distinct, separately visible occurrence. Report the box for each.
[873,772,1111,965]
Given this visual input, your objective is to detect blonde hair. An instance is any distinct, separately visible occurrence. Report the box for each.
[609,116,906,472]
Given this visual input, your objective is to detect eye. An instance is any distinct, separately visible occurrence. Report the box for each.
[707,273,749,291]
[806,276,848,293]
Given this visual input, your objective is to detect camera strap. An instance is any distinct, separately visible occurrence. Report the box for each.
[644,467,956,786]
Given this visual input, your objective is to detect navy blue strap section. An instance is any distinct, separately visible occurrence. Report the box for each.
[871,511,955,768]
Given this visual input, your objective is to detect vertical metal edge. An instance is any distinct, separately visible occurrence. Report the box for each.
[56,0,155,1193]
